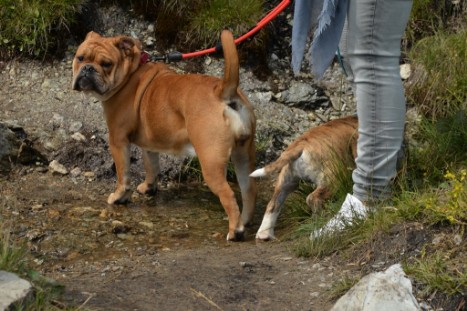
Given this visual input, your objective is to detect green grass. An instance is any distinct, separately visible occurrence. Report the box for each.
[0,226,27,273]
[0,224,71,310]
[405,112,467,186]
[0,0,85,59]
[327,275,360,301]
[406,30,466,119]
[404,249,467,297]
[186,0,264,48]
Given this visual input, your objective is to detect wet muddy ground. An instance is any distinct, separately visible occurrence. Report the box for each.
[0,55,357,310]
[1,168,347,310]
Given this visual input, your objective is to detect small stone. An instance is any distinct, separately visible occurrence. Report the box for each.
[83,171,95,178]
[400,64,411,80]
[70,167,82,177]
[453,234,462,246]
[432,233,444,245]
[211,232,223,239]
[49,160,68,175]
[69,121,83,132]
[139,221,154,229]
[112,220,130,234]
[99,209,109,219]
[31,204,43,211]
[71,132,86,142]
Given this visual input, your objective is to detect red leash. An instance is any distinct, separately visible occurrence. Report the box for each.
[147,0,292,63]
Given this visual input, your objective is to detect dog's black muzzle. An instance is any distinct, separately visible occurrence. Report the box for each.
[73,64,99,92]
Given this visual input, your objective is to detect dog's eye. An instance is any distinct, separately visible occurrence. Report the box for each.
[101,61,113,69]
[76,56,84,62]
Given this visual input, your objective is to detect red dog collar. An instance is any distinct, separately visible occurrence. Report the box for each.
[140,51,150,65]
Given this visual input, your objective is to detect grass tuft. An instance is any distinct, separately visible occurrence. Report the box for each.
[406,30,466,119]
[186,0,264,48]
[404,249,467,297]
[0,0,85,59]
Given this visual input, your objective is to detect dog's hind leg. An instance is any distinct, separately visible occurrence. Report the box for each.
[197,150,244,241]
[306,186,332,213]
[256,165,299,241]
[137,150,160,196]
[231,138,257,229]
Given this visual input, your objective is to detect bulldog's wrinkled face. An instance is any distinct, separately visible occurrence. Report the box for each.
[72,31,142,101]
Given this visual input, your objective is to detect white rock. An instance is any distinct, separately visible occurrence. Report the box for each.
[49,160,68,175]
[400,64,411,80]
[71,132,86,142]
[0,271,32,310]
[69,121,83,132]
[331,264,420,311]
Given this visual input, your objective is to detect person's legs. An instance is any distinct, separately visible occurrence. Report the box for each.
[347,0,413,202]
[312,0,412,238]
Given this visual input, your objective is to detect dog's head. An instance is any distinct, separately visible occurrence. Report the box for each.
[72,31,143,101]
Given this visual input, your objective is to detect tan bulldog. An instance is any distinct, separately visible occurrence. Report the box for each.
[72,30,257,241]
[250,116,358,240]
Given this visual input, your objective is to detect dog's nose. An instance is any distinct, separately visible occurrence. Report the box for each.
[81,64,96,74]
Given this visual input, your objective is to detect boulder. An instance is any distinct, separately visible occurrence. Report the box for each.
[0,271,32,310]
[331,264,420,311]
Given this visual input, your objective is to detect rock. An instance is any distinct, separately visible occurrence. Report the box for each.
[83,171,95,178]
[0,124,19,175]
[49,160,68,175]
[69,121,83,132]
[112,220,130,234]
[70,167,82,177]
[281,81,317,105]
[400,64,411,80]
[0,271,32,310]
[71,132,86,142]
[0,123,44,174]
[139,221,154,229]
[330,264,420,311]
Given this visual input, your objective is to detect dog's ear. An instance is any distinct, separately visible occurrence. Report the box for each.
[85,31,102,40]
[115,36,142,57]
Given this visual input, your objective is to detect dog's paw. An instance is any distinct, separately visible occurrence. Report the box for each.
[226,229,245,242]
[136,183,157,196]
[255,231,275,241]
[107,191,131,205]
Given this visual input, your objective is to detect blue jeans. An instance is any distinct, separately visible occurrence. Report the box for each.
[340,0,413,202]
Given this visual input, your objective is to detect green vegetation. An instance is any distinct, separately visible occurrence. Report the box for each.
[0,0,85,59]
[407,31,466,119]
[1,224,68,310]
[187,0,264,48]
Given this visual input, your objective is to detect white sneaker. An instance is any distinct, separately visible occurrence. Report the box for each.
[310,193,368,239]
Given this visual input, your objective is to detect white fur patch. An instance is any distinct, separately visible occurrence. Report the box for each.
[256,212,278,240]
[224,103,251,138]
[250,168,265,178]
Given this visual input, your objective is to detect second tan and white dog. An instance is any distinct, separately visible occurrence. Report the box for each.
[250,116,358,240]
[72,30,257,241]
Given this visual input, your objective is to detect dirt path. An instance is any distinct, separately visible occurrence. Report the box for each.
[1,168,344,310]
[0,58,353,310]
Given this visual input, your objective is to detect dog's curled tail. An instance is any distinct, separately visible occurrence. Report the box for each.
[250,148,303,178]
[220,30,239,100]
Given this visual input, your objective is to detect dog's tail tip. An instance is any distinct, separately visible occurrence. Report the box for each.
[250,168,266,178]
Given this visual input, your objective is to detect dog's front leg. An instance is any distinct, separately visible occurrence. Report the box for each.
[137,150,159,196]
[108,142,132,204]
[256,166,299,240]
